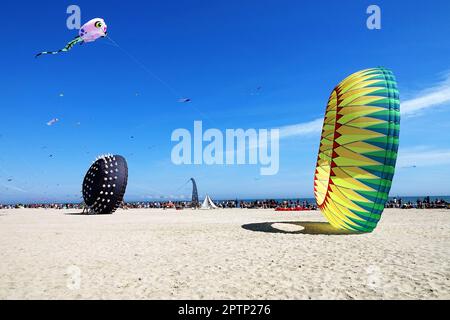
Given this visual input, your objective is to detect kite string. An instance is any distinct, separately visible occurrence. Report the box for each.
[105,35,220,127]
[174,179,191,193]
[105,35,180,97]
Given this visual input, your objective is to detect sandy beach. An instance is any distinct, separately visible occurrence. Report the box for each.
[0,208,449,300]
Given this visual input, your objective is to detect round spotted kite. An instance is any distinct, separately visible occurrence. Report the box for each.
[82,154,128,214]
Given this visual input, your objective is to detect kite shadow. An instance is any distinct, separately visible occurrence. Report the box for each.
[241,221,361,235]
[64,211,87,216]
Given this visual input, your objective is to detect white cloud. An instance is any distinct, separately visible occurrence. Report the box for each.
[401,74,450,116]
[396,146,450,168]
[1,184,27,193]
[278,118,323,138]
[277,72,450,139]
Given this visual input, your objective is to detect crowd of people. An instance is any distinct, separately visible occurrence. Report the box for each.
[120,199,315,209]
[239,199,317,210]
[0,197,448,210]
[105,199,316,210]
[385,197,449,209]
[0,203,84,210]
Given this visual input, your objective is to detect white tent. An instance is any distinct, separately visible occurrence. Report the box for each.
[201,195,218,209]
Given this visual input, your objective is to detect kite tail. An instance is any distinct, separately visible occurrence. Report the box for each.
[35,36,83,58]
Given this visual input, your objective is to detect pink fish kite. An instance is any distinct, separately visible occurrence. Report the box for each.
[36,18,107,57]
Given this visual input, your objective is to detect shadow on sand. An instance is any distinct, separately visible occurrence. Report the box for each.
[64,211,87,216]
[241,221,361,235]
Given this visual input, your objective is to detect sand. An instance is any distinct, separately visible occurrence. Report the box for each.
[0,208,449,300]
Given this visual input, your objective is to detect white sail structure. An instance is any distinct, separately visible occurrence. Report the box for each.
[201,195,218,209]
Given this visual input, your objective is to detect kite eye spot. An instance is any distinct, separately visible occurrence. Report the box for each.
[95,21,103,28]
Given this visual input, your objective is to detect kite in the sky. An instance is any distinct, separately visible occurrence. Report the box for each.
[250,86,262,96]
[36,18,107,57]
[46,118,59,126]
[178,98,192,103]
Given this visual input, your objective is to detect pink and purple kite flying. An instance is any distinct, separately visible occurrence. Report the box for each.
[36,18,107,57]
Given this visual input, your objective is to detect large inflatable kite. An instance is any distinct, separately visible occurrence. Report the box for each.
[314,68,400,233]
[82,154,128,214]
[36,18,107,57]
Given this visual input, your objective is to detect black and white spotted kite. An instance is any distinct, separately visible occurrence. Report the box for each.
[82,154,128,214]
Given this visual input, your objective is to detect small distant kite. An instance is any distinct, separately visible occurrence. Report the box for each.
[250,86,262,96]
[7,178,12,182]
[36,18,107,57]
[47,118,59,126]
[178,98,191,103]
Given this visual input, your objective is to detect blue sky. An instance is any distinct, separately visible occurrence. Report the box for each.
[0,0,450,203]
